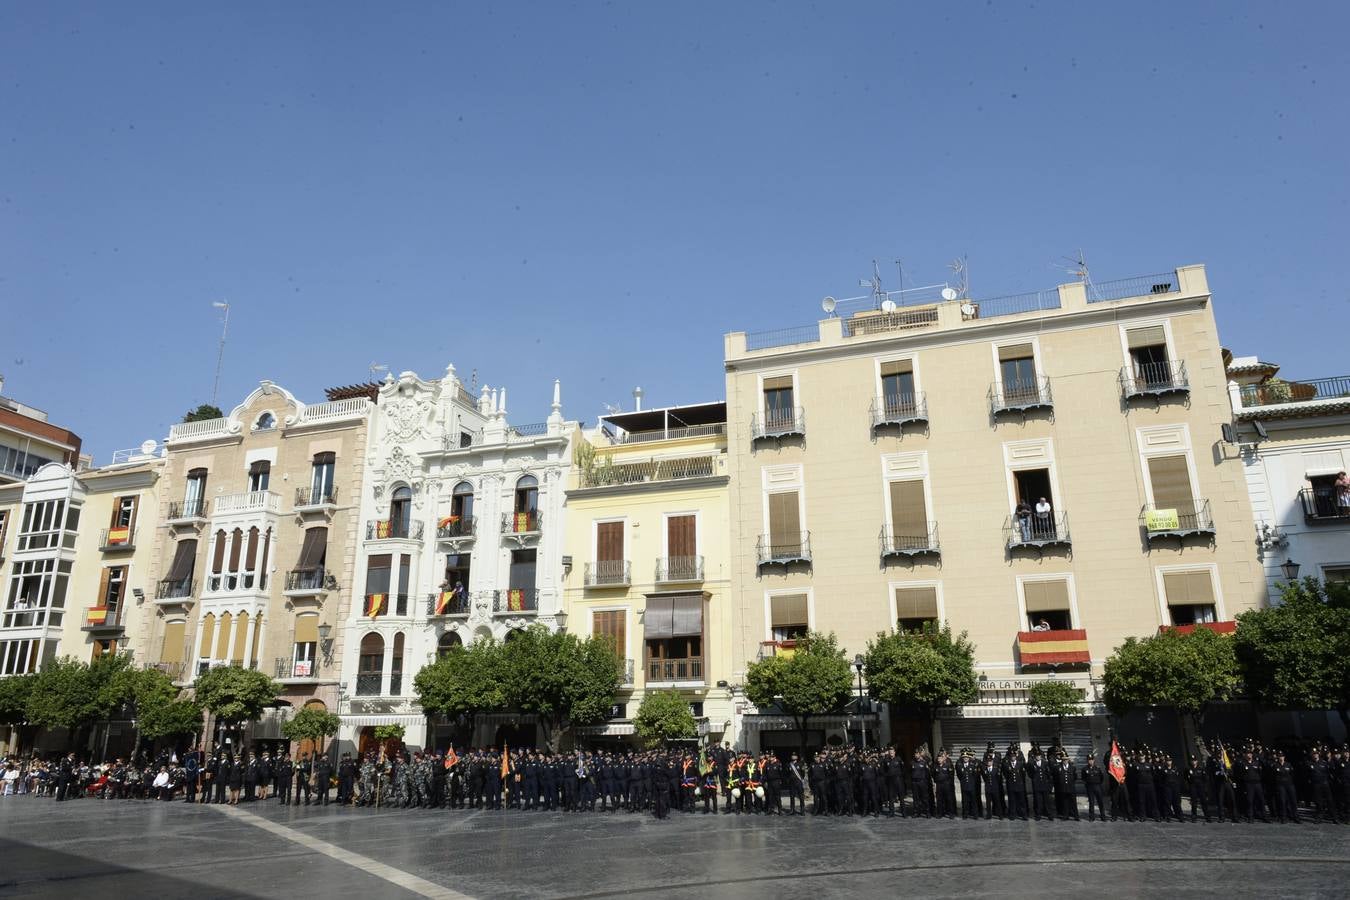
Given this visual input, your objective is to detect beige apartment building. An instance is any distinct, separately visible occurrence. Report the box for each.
[723,264,1265,755]
[562,400,733,749]
[143,381,372,748]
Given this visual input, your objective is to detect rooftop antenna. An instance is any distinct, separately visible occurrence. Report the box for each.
[859,259,886,309]
[1058,250,1096,299]
[210,301,230,407]
[369,362,388,380]
[948,256,969,299]
[469,369,479,393]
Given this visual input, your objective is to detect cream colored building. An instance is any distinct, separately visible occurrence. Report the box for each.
[562,401,733,748]
[144,382,372,747]
[723,264,1265,755]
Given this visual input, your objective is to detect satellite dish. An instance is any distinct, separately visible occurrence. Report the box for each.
[821,296,836,315]
[140,440,157,456]
[941,287,958,301]
[880,299,897,313]
[960,302,978,319]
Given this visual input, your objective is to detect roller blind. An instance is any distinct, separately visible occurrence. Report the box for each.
[232,613,249,662]
[1163,571,1216,606]
[771,594,809,627]
[768,491,801,545]
[294,614,319,645]
[1127,325,1167,349]
[296,527,329,572]
[211,531,226,574]
[198,614,215,656]
[169,539,198,581]
[1148,455,1194,510]
[228,529,243,571]
[671,594,703,637]
[215,612,233,659]
[763,375,794,391]
[161,621,186,665]
[879,359,913,376]
[645,597,674,638]
[895,587,938,620]
[1024,579,1071,613]
[245,527,259,569]
[998,343,1034,362]
[889,480,928,536]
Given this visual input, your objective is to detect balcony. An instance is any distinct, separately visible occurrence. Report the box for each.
[355,672,382,696]
[1121,360,1189,401]
[880,524,940,559]
[366,519,424,541]
[1238,375,1350,410]
[167,498,209,525]
[147,661,187,682]
[616,423,726,444]
[756,532,811,567]
[275,657,321,681]
[436,515,477,542]
[576,455,719,490]
[493,589,539,615]
[990,378,1053,416]
[213,490,281,516]
[1016,628,1090,668]
[585,560,631,588]
[843,305,939,337]
[294,485,338,512]
[155,578,196,603]
[655,555,704,584]
[501,511,542,543]
[1299,488,1349,524]
[363,593,410,617]
[1141,498,1215,542]
[759,640,799,659]
[750,408,806,442]
[284,569,335,596]
[1005,512,1071,552]
[870,393,929,431]
[81,605,125,634]
[99,527,136,552]
[1159,620,1236,636]
[647,657,703,684]
[427,590,471,617]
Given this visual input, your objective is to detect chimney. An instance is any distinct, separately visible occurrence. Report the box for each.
[633,386,644,411]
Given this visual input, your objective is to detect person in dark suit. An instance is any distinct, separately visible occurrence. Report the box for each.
[1028,747,1054,820]
[184,751,200,803]
[1081,754,1106,822]
[1002,746,1028,821]
[315,754,333,806]
[276,752,293,805]
[981,750,1003,819]
[226,754,244,805]
[910,751,932,818]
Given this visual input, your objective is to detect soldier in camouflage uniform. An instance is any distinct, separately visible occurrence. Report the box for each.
[358,755,378,807]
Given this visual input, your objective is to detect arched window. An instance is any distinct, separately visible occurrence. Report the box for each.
[357,633,383,696]
[391,632,406,695]
[437,631,463,658]
[256,411,276,431]
[450,481,474,522]
[389,485,412,538]
[505,627,526,643]
[513,475,539,531]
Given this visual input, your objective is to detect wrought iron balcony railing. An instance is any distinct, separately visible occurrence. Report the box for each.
[655,555,704,583]
[155,578,195,600]
[501,511,542,534]
[494,589,539,614]
[584,560,631,588]
[1121,360,1189,399]
[990,377,1053,415]
[167,498,208,521]
[1298,487,1348,523]
[436,515,477,539]
[870,393,928,430]
[750,407,806,441]
[1239,375,1350,408]
[275,657,320,679]
[1005,512,1071,550]
[284,569,335,593]
[366,519,424,541]
[756,532,811,566]
[99,527,136,552]
[880,524,941,558]
[355,673,382,696]
[295,485,338,508]
[427,590,472,617]
[1141,498,1215,539]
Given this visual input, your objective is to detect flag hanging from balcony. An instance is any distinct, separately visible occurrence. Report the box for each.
[435,591,454,615]
[514,512,530,533]
[86,607,109,625]
[107,527,130,546]
[507,589,525,611]
[376,520,392,539]
[366,593,386,618]
[438,515,459,530]
[1016,629,1090,666]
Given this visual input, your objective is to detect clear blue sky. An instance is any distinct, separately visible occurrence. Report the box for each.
[3,2,1346,462]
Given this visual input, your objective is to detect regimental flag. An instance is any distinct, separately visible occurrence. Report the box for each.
[1218,740,1233,774]
[366,593,387,618]
[444,748,459,770]
[435,591,454,615]
[106,526,130,546]
[1107,738,1126,784]
[500,744,510,780]
[698,748,711,776]
[1017,629,1091,666]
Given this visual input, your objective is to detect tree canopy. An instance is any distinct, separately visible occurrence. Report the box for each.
[0,673,35,726]
[745,632,854,753]
[633,689,698,747]
[130,666,202,741]
[863,622,978,749]
[1233,577,1350,725]
[1102,626,1238,725]
[1027,679,1084,741]
[413,640,506,725]
[182,404,224,423]
[498,625,622,752]
[280,706,341,748]
[193,665,281,727]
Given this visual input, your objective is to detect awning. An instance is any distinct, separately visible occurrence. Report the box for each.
[295,527,328,572]
[167,540,197,581]
[645,592,704,638]
[742,714,877,731]
[573,722,637,736]
[340,714,427,729]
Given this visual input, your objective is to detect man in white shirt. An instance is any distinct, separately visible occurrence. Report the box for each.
[153,767,172,801]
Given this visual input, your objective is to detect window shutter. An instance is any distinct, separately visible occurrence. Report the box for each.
[1148,456,1194,510]
[97,567,112,606]
[211,530,227,574]
[108,497,124,530]
[763,375,794,391]
[895,587,938,620]
[889,480,928,537]
[1127,325,1167,349]
[197,614,215,657]
[596,522,624,562]
[295,614,319,645]
[296,527,329,572]
[671,594,703,637]
[1164,571,1216,606]
[998,343,1034,362]
[667,515,696,557]
[231,612,249,663]
[161,621,186,666]
[228,529,243,571]
[767,491,801,546]
[770,594,809,628]
[215,612,233,660]
[879,359,913,376]
[1024,580,1071,613]
[645,597,675,638]
[245,527,260,569]
[169,539,198,581]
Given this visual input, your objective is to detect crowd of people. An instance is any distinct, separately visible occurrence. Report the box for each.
[3,737,1348,825]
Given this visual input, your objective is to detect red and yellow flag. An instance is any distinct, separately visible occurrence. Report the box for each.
[1108,739,1126,784]
[366,593,386,618]
[86,607,109,625]
[435,591,454,615]
[500,743,510,779]
[445,748,459,770]
[375,520,392,539]
[106,526,130,546]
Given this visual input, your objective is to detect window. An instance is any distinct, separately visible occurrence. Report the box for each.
[18,499,67,551]
[0,639,42,675]
[437,631,463,657]
[887,479,930,549]
[160,621,186,669]
[294,527,329,587]
[391,632,405,695]
[1147,454,1197,522]
[184,468,208,517]
[310,452,335,503]
[6,558,69,628]
[293,614,319,677]
[880,360,917,416]
[593,609,626,658]
[645,594,704,681]
[0,510,7,552]
[165,538,197,595]
[593,520,625,583]
[1126,325,1172,387]
[998,343,1038,401]
[664,514,698,580]
[443,553,470,593]
[509,549,537,590]
[248,460,271,493]
[1306,474,1341,519]
[894,585,938,632]
[769,593,808,642]
[1324,567,1350,585]
[110,495,138,530]
[1163,570,1218,625]
[1022,579,1072,631]
[389,486,412,538]
[365,553,392,609]
[514,474,538,520]
[357,632,383,695]
[256,411,276,430]
[762,376,795,429]
[0,445,53,479]
[99,566,128,619]
[1010,468,1058,542]
[450,481,474,521]
[197,613,216,669]
[766,490,802,557]
[397,554,411,615]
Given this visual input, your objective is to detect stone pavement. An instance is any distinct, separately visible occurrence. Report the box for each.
[1,797,1347,899]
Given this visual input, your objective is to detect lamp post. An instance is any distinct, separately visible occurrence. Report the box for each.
[853,654,867,750]
[1280,558,1300,582]
[317,622,333,668]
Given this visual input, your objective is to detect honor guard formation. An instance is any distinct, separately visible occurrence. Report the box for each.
[4,737,1348,825]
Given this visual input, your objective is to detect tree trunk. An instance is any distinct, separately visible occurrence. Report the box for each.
[924,705,937,756]
[796,714,809,760]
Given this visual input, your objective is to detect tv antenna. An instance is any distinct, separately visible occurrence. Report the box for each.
[210,301,229,407]
[859,259,887,309]
[1058,250,1096,299]
[948,256,969,299]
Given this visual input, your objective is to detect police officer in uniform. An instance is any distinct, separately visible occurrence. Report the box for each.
[276,751,293,805]
[1081,753,1105,822]
[315,753,333,806]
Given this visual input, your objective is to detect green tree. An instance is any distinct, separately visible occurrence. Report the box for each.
[131,666,202,744]
[633,689,698,748]
[413,640,506,736]
[182,404,224,423]
[1102,626,1239,732]
[193,665,281,743]
[744,632,854,757]
[863,623,979,751]
[498,625,622,751]
[1234,577,1350,729]
[1027,679,1084,744]
[0,674,36,754]
[280,706,341,754]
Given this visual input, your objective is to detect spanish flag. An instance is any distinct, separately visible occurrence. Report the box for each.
[86,607,109,625]
[438,515,459,530]
[435,591,454,615]
[508,589,525,611]
[1107,738,1126,784]
[366,593,386,618]
[513,512,531,533]
[107,526,130,546]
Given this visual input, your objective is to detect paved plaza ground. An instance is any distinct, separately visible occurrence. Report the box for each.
[1,797,1347,899]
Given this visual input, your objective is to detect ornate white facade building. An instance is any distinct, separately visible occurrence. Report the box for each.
[337,365,576,754]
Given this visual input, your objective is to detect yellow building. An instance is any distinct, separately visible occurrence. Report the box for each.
[562,401,733,748]
[723,264,1265,755]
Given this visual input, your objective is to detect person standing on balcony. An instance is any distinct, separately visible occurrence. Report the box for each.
[1014,500,1032,543]
[1034,497,1053,538]
[1336,471,1350,517]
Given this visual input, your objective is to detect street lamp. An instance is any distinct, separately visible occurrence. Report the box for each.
[1280,558,1301,582]
[317,622,333,666]
[853,654,867,750]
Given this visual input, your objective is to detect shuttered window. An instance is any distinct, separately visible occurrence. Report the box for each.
[296,527,328,572]
[228,529,243,572]
[1126,325,1167,349]
[161,621,186,666]
[889,480,928,538]
[215,612,233,659]
[169,539,198,581]
[294,613,319,645]
[998,343,1034,362]
[1162,571,1216,607]
[245,527,260,569]
[763,375,794,391]
[770,594,809,628]
[198,614,215,657]
[667,515,696,557]
[211,530,227,574]
[231,612,249,663]
[596,521,624,562]
[1148,455,1194,510]
[767,491,801,547]
[1023,579,1072,613]
[895,587,939,621]
[592,610,626,656]
[879,359,913,376]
